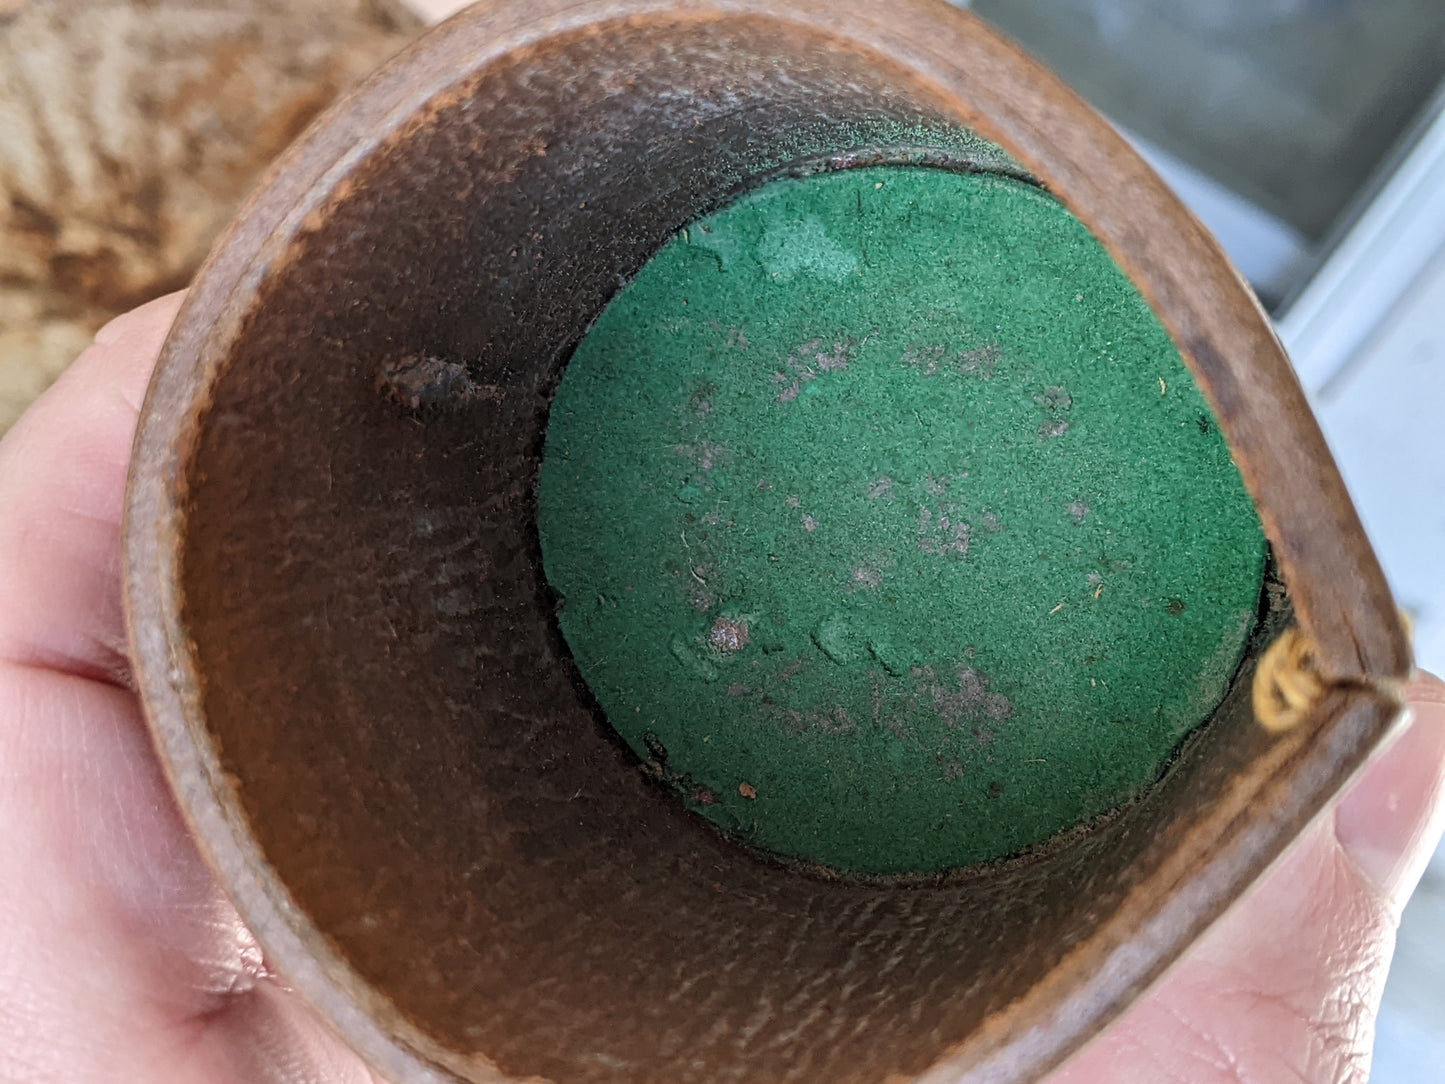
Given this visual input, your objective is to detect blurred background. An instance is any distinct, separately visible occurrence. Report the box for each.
[2,0,1442,1077]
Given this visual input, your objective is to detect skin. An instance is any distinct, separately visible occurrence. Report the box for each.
[0,292,1442,1083]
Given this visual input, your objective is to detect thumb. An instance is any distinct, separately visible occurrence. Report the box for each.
[1051,673,1445,1084]
[1335,675,1445,913]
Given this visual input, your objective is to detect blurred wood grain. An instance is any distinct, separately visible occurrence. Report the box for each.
[0,0,422,432]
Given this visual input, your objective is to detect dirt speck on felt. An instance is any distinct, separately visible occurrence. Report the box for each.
[709,617,750,653]
[537,165,1267,876]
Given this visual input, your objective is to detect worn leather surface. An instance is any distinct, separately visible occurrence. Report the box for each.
[134,8,1395,1082]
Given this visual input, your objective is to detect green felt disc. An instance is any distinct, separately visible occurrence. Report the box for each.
[536,165,1267,877]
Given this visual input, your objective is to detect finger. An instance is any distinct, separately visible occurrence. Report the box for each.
[1336,674,1445,909]
[0,292,183,686]
[184,980,383,1084]
[1051,674,1445,1084]
[0,662,265,1080]
[0,299,379,1082]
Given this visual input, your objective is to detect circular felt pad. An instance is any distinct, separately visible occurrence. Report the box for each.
[537,165,1266,876]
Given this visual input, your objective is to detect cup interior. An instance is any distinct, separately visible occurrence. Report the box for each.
[144,10,1322,1083]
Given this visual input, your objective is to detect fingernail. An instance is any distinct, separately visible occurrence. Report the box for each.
[1335,690,1445,908]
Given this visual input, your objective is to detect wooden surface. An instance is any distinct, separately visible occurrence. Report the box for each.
[122,2,1412,1082]
[0,0,420,432]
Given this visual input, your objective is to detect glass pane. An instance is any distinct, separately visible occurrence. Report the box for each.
[968,0,1445,242]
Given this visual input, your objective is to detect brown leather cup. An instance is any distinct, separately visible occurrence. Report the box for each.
[123,2,1412,1081]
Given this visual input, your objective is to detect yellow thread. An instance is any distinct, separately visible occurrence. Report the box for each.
[1398,606,1416,642]
[1252,626,1324,733]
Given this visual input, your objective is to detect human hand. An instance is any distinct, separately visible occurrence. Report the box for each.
[0,294,376,1083]
[1,295,1441,1083]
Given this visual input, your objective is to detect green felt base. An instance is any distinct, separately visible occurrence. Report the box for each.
[537,165,1267,876]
